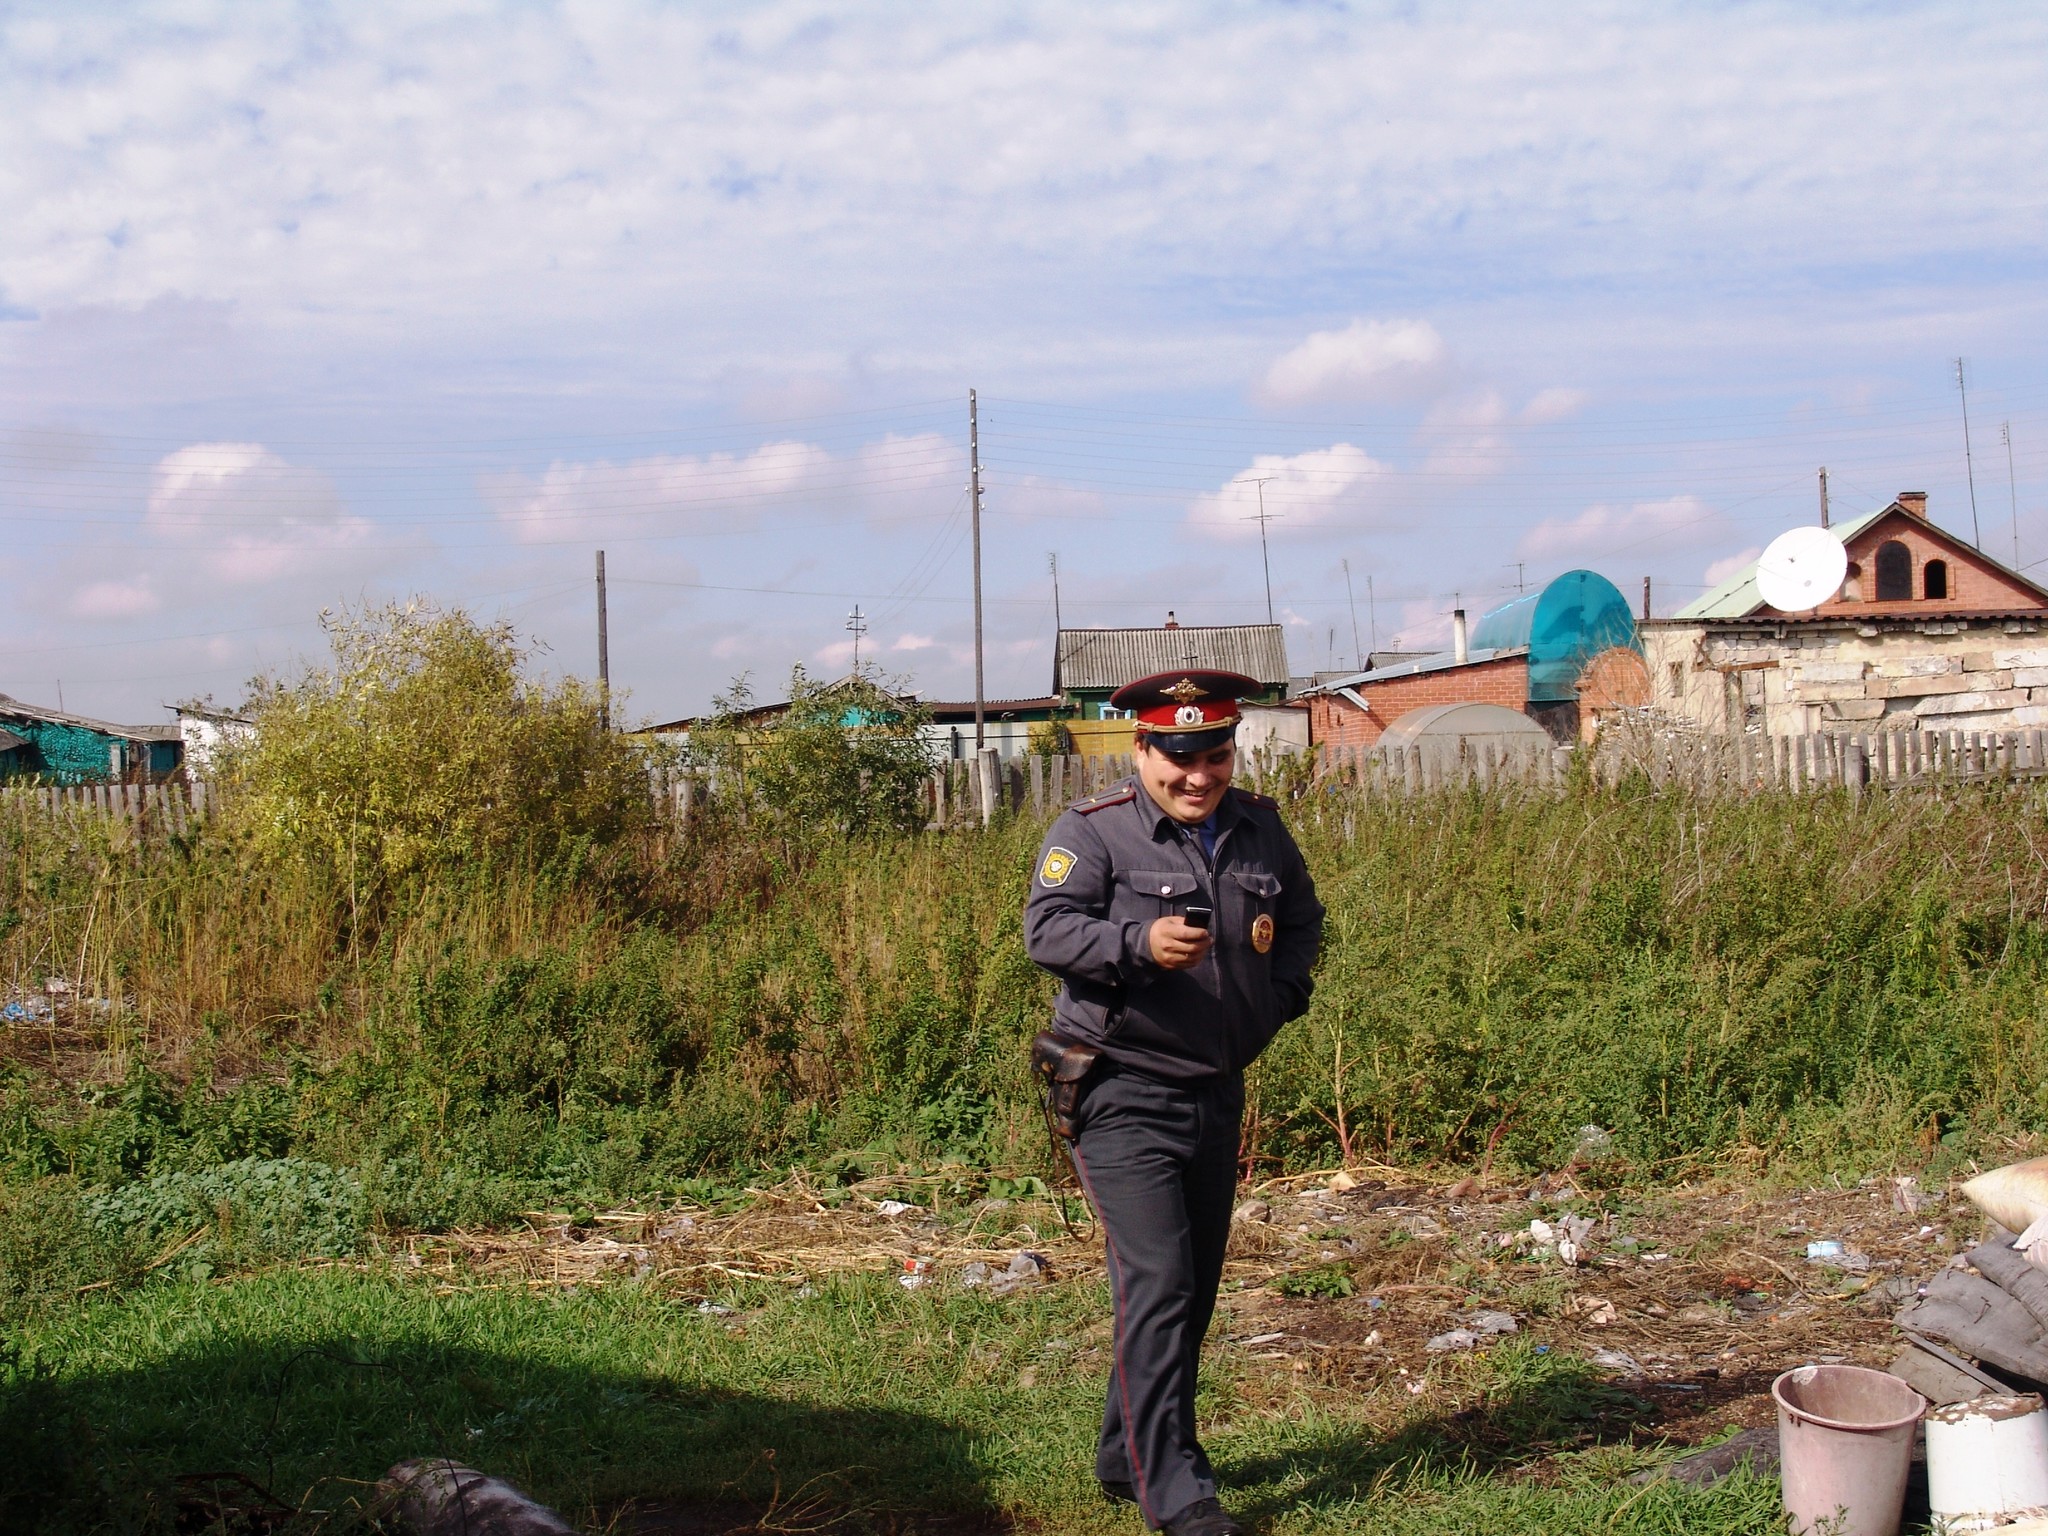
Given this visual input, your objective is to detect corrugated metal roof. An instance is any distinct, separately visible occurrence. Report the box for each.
[1055,624,1290,692]
[0,693,181,742]
[1305,646,1528,691]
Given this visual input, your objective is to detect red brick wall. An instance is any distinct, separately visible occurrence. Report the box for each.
[1795,509,2048,619]
[1308,656,1528,748]
[1575,647,1651,742]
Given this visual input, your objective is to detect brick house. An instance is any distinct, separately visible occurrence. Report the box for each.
[1645,492,2048,736]
[1303,570,1646,747]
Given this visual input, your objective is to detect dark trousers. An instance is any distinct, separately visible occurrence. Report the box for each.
[1068,1066,1243,1530]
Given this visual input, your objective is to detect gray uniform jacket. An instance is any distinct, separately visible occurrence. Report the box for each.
[1024,779,1325,1083]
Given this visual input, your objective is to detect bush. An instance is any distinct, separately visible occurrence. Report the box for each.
[82,1157,367,1275]
[226,601,659,887]
[690,667,937,837]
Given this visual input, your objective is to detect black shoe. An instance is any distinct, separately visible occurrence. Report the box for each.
[1098,1478,1138,1505]
[1162,1497,1245,1536]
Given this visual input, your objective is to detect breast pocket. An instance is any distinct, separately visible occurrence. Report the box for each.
[1227,869,1283,955]
[1125,870,1203,914]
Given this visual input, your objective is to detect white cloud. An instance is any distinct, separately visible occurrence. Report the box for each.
[892,633,936,651]
[485,433,955,544]
[1704,546,1763,587]
[1520,388,1589,425]
[1188,444,1393,540]
[71,578,157,619]
[1421,391,1514,478]
[145,443,371,583]
[1517,495,1719,563]
[1257,320,1451,407]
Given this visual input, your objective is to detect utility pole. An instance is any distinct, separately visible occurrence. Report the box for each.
[1818,466,1830,529]
[970,389,985,749]
[1238,475,1280,623]
[1366,574,1378,657]
[2005,423,2020,567]
[1048,551,1062,634]
[1958,358,1983,549]
[846,605,867,677]
[595,549,610,731]
[1341,559,1363,671]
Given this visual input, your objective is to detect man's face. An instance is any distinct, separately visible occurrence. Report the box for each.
[1135,736,1236,824]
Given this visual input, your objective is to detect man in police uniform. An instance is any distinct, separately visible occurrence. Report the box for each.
[1025,670,1324,1536]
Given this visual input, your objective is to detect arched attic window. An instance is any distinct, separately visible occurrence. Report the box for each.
[1874,540,1913,601]
[1924,559,1949,599]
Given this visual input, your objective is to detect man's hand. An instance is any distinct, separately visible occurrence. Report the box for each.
[1148,916,1213,970]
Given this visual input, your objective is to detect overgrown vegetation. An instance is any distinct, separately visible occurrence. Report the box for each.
[5,606,2048,1304]
[2,604,2045,1529]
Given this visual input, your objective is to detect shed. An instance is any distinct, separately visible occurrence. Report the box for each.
[0,695,183,783]
[1378,702,1556,753]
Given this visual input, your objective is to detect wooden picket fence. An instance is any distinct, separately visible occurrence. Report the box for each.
[1317,725,2048,798]
[10,726,2047,842]
[0,779,215,834]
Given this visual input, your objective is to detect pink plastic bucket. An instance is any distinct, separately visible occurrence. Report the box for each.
[1773,1364,1927,1536]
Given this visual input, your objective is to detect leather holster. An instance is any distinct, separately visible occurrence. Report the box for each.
[1031,1030,1101,1141]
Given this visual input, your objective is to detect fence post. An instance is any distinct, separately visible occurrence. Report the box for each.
[976,746,1000,828]
[1029,755,1045,815]
[1846,738,1868,799]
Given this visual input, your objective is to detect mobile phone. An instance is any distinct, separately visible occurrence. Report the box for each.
[1183,905,1213,930]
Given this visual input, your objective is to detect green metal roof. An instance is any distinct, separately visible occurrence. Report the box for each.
[1673,506,1890,621]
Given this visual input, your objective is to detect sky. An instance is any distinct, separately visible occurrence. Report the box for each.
[4,1,2047,726]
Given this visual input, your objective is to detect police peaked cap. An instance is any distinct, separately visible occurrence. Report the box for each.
[1111,669,1258,753]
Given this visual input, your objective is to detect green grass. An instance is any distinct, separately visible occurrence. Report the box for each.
[4,1264,1786,1534]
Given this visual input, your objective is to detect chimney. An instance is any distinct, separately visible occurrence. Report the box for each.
[1898,491,1929,520]
[1452,608,1469,665]
[1163,610,1179,629]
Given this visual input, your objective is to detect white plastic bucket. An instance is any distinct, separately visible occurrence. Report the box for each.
[1926,1392,2048,1533]
[1774,1364,1927,1536]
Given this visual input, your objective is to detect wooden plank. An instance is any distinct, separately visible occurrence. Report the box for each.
[1897,1267,2048,1385]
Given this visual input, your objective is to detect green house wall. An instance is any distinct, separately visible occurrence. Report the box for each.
[0,719,180,783]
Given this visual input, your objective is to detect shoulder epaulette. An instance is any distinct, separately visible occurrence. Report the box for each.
[1231,786,1279,810]
[1071,785,1138,814]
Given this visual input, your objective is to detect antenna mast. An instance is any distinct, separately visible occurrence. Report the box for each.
[2005,424,2021,567]
[970,390,985,749]
[1048,551,1061,635]
[1957,358,1983,549]
[1238,476,1280,623]
[1341,558,1363,671]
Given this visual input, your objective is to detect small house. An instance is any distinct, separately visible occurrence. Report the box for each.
[1645,492,2048,736]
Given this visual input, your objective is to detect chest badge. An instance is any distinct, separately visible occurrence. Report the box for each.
[1039,846,1078,887]
[1250,913,1275,953]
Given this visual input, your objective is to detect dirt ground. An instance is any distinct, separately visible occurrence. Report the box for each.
[401,1160,1970,1466]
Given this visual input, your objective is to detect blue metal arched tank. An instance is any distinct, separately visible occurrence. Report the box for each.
[1468,570,1640,703]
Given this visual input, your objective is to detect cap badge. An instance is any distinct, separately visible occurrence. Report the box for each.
[1166,677,1207,704]
[1174,703,1206,726]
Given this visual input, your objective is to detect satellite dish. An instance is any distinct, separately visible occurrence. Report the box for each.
[1755,526,1849,613]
